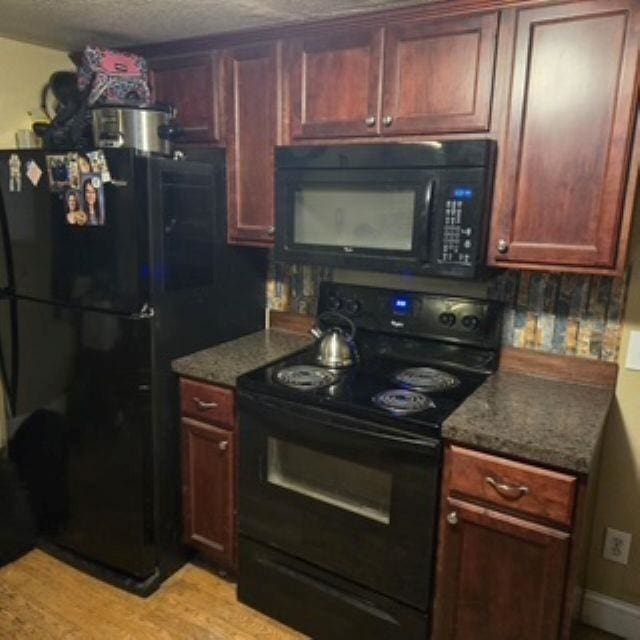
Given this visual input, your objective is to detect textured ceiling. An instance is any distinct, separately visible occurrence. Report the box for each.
[0,0,429,51]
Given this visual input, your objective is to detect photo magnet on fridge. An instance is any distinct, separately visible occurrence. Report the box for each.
[46,154,70,192]
[87,150,111,183]
[64,188,88,226]
[81,173,106,225]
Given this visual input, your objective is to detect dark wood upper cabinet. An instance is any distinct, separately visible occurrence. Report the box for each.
[489,0,639,273]
[382,12,498,135]
[288,29,383,139]
[433,497,570,640]
[182,417,235,570]
[150,53,220,144]
[224,43,279,245]
[287,13,498,140]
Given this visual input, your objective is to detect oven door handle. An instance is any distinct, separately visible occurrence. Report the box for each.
[242,393,440,455]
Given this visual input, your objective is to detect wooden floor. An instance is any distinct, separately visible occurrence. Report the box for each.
[0,550,622,640]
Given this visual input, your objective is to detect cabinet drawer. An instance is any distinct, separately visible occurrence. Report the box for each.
[448,446,576,527]
[180,378,235,428]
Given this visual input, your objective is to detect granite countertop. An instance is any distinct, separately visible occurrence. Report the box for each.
[442,371,614,474]
[171,329,314,388]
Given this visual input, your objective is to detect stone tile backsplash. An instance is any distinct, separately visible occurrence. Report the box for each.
[266,259,629,363]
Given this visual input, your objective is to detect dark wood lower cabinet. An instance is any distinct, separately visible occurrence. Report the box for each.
[432,445,588,640]
[433,496,570,640]
[181,417,235,570]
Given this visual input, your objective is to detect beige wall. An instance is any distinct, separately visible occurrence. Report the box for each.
[586,215,640,606]
[0,37,72,148]
[0,37,71,446]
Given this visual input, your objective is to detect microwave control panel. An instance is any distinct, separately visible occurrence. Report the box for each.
[439,187,479,266]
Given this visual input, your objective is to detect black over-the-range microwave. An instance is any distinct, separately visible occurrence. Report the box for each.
[274,140,497,279]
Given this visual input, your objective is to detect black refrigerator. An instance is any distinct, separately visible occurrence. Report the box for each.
[0,148,266,593]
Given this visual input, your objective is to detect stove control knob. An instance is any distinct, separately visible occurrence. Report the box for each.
[438,312,456,327]
[326,295,342,311]
[462,315,480,331]
[344,299,361,315]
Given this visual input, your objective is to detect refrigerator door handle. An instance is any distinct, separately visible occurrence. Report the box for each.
[0,295,18,416]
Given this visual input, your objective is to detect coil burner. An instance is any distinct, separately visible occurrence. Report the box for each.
[372,389,435,415]
[275,365,340,391]
[392,367,460,393]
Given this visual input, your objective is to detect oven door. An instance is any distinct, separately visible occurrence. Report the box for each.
[238,391,441,610]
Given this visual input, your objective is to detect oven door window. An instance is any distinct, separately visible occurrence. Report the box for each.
[292,185,416,251]
[267,437,392,524]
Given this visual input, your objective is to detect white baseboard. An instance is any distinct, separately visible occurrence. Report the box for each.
[581,589,640,639]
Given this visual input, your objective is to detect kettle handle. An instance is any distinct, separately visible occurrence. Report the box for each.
[313,311,356,341]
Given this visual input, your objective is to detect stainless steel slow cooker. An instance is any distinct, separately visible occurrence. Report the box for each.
[91,105,178,155]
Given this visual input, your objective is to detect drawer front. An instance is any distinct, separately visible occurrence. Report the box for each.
[447,446,576,527]
[180,378,235,428]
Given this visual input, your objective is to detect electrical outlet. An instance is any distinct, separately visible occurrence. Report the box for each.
[602,527,632,564]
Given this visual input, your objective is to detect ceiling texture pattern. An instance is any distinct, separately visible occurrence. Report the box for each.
[0,0,429,51]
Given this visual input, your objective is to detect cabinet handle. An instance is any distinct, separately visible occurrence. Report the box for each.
[485,476,529,500]
[446,511,458,526]
[219,440,229,452]
[497,239,509,254]
[382,115,393,127]
[266,226,275,236]
[193,397,218,410]
[364,116,376,127]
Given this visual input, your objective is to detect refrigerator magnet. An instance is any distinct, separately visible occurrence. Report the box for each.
[66,152,81,189]
[81,174,105,226]
[8,154,21,192]
[46,154,70,192]
[64,188,88,226]
[87,150,111,183]
[25,159,43,187]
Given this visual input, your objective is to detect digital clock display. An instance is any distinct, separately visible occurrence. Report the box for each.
[452,188,474,199]
[392,296,412,315]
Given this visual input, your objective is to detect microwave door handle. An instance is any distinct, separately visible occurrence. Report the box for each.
[418,179,435,262]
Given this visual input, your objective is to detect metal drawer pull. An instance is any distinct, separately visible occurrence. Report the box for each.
[446,511,458,526]
[485,476,529,500]
[193,397,218,410]
[219,441,228,452]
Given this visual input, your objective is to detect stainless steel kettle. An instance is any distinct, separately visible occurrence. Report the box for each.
[310,312,358,368]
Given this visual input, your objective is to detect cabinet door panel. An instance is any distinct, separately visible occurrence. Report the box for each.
[288,29,382,138]
[225,43,278,245]
[433,497,570,640]
[182,418,235,569]
[151,54,220,144]
[382,13,498,135]
[490,0,638,270]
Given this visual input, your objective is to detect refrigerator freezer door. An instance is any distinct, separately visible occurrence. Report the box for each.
[5,297,156,579]
[0,150,147,313]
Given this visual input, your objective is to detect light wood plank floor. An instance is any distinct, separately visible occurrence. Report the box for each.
[0,550,622,640]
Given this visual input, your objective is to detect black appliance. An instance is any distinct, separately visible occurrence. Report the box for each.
[274,141,496,278]
[0,148,266,594]
[237,282,502,640]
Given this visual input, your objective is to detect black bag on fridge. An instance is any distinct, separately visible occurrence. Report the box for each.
[35,71,92,150]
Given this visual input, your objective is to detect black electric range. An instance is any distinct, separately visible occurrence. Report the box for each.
[238,332,495,438]
[236,283,502,640]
